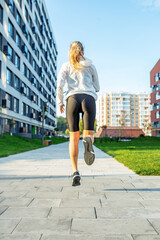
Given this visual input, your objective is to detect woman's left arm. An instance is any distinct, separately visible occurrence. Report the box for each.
[91,64,100,92]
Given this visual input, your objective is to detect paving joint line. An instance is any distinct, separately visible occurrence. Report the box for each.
[47,207,52,218]
[94,207,97,219]
[11,218,22,234]
[39,233,43,240]
[69,218,73,234]
[27,198,35,207]
[147,218,160,235]
[0,206,9,216]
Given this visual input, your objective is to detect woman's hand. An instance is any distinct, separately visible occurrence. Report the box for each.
[60,104,65,114]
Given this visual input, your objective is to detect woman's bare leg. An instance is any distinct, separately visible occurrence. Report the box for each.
[69,131,80,172]
[83,130,94,143]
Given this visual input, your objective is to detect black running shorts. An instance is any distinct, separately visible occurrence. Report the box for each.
[66,94,96,132]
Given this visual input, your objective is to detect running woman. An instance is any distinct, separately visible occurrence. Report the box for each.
[57,41,100,186]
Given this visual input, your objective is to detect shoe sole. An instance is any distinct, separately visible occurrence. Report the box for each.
[72,175,81,186]
[83,137,95,165]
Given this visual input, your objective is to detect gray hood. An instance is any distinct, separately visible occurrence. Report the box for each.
[79,57,92,67]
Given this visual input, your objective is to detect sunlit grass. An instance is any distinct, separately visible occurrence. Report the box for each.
[94,136,160,175]
[0,134,68,158]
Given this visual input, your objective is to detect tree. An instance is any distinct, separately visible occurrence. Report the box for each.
[56,117,68,133]
[79,119,83,134]
[65,128,69,135]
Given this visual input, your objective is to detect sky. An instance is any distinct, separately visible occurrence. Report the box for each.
[45,0,160,117]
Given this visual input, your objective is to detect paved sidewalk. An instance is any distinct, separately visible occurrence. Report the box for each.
[0,140,160,240]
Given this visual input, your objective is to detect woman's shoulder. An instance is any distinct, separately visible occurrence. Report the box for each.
[61,61,70,70]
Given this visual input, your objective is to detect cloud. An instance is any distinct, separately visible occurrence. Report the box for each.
[134,0,160,9]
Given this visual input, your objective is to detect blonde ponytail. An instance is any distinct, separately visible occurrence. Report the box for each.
[69,41,85,70]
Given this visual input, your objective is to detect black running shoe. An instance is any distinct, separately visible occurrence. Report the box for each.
[83,136,95,165]
[72,171,81,186]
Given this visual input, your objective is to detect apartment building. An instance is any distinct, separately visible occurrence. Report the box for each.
[0,0,57,137]
[97,92,151,135]
[150,59,160,137]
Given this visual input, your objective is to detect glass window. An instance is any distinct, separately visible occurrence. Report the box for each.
[33,59,36,70]
[6,93,11,109]
[28,33,31,45]
[26,105,29,115]
[6,68,12,85]
[8,19,13,37]
[16,11,21,26]
[27,68,30,79]
[26,87,30,97]
[14,75,19,89]
[15,32,21,47]
[7,44,13,61]
[17,0,22,7]
[25,7,28,20]
[23,63,26,76]
[15,54,20,69]
[0,5,3,24]
[14,98,19,113]
[28,51,31,63]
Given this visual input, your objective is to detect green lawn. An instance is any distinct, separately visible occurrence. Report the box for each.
[94,136,160,175]
[0,134,68,158]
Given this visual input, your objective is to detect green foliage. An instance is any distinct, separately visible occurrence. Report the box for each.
[79,119,83,134]
[94,136,160,176]
[65,129,70,135]
[0,134,68,158]
[56,117,68,133]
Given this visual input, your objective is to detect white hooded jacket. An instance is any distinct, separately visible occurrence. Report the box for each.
[57,58,100,106]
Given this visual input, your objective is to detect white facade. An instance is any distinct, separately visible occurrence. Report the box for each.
[0,0,57,136]
[98,92,151,135]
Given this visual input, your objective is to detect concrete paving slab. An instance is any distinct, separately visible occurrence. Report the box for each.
[48,207,95,219]
[0,141,160,239]
[41,234,133,240]
[148,219,160,234]
[25,191,79,199]
[29,199,61,207]
[59,198,101,208]
[71,219,157,235]
[0,206,8,215]
[13,218,71,234]
[101,199,144,208]
[96,207,160,219]
[104,192,144,200]
[0,207,51,219]
[0,233,41,240]
[132,235,160,240]
[0,219,21,234]
[0,198,33,207]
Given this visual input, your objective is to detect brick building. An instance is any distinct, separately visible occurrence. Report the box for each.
[150,59,160,136]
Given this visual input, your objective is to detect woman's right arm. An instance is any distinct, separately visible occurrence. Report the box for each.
[57,63,68,107]
[91,64,100,92]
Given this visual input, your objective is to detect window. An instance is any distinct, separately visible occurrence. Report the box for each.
[33,59,36,71]
[23,63,26,76]
[14,98,19,113]
[156,111,160,119]
[14,75,19,89]
[0,61,1,79]
[25,7,28,21]
[15,54,20,69]
[26,87,30,97]
[28,51,31,63]
[22,102,25,115]
[28,33,31,45]
[16,11,21,26]
[17,0,22,7]
[8,20,13,38]
[7,44,13,61]
[6,68,12,85]
[16,32,21,47]
[156,92,160,101]
[27,68,30,80]
[0,5,3,24]
[6,93,11,110]
[26,105,29,116]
